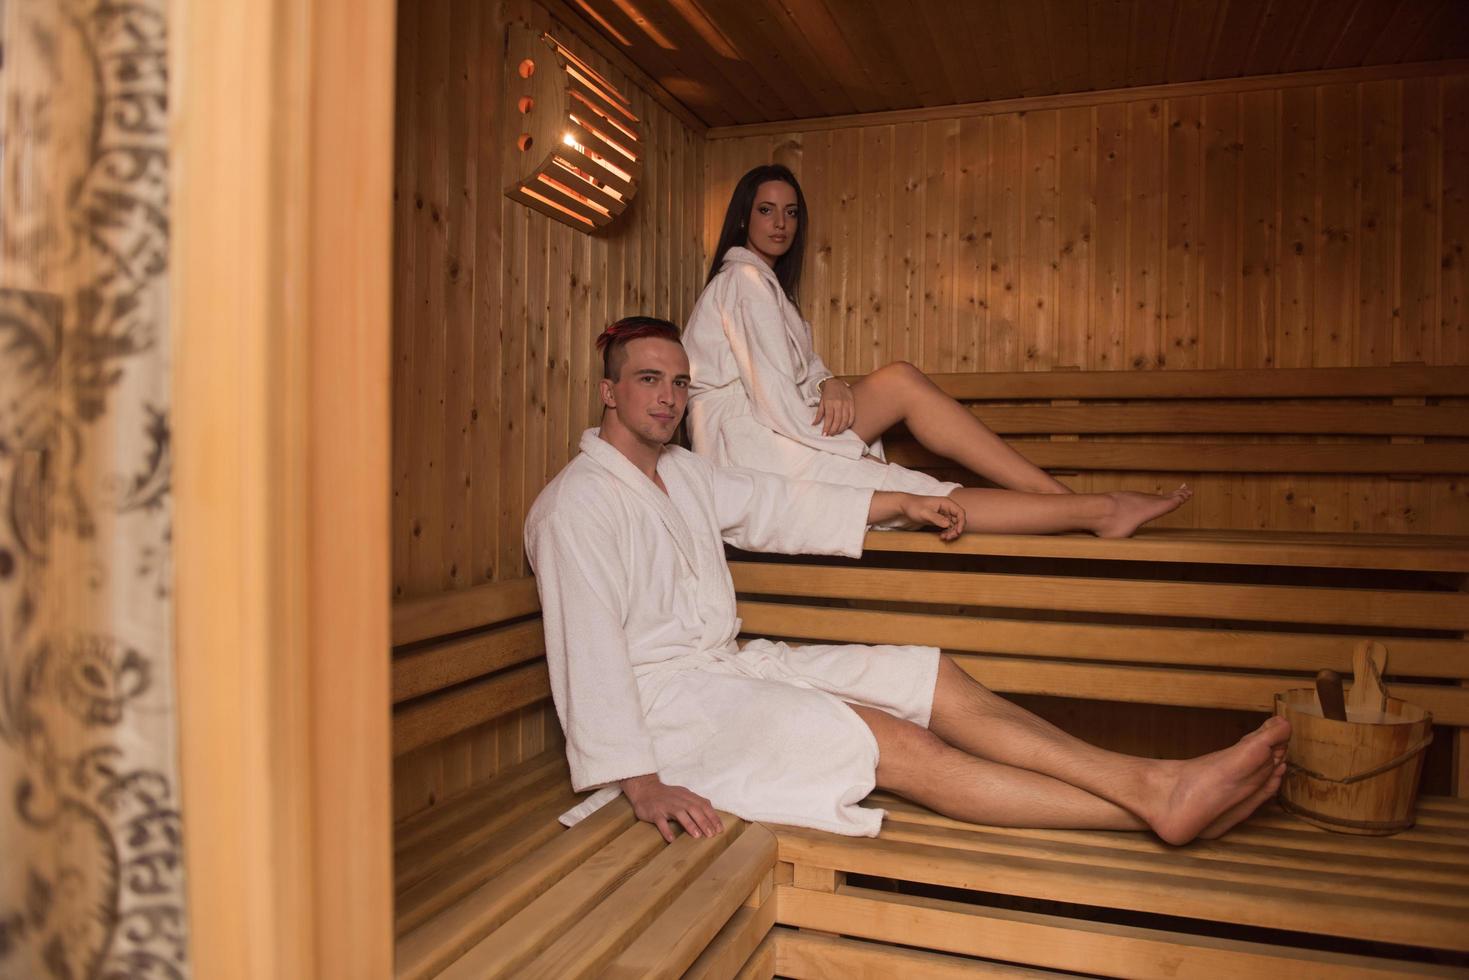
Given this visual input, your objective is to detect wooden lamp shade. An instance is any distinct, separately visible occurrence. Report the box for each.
[505,25,643,232]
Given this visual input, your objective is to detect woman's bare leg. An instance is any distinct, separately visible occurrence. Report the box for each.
[850,361,1192,536]
[850,361,1069,493]
[950,485,1192,537]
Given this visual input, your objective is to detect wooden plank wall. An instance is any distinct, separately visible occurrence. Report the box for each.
[705,67,1469,534]
[391,0,705,820]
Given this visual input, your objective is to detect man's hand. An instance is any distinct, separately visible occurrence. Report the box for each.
[812,378,856,436]
[899,494,966,540]
[620,773,725,843]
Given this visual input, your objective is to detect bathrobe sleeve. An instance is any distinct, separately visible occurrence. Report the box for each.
[797,349,839,404]
[712,465,873,558]
[721,269,869,460]
[527,509,660,792]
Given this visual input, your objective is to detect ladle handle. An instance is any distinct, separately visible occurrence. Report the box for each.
[1315,669,1347,721]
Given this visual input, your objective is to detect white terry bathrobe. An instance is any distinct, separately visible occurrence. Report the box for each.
[682,245,961,506]
[525,429,940,836]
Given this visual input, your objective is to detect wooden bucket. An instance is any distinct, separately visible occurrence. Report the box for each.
[1274,689,1433,835]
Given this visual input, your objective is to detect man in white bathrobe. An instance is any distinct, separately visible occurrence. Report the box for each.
[527,318,1291,846]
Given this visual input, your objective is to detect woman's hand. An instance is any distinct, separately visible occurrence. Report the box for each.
[899,494,966,541]
[620,773,725,843]
[812,378,856,436]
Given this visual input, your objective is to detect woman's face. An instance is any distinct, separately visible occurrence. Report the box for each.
[744,180,799,267]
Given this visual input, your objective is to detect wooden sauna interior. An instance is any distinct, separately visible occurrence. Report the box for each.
[390,0,1469,824]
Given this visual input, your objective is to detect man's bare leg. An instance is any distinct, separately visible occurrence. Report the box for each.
[847,703,1148,830]
[926,658,1289,844]
[850,362,1191,536]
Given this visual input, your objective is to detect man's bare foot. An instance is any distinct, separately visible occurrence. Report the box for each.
[1146,716,1291,845]
[1094,485,1193,538]
[1196,760,1287,840]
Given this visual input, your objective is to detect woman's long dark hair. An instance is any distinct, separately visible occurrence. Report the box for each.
[706,164,809,305]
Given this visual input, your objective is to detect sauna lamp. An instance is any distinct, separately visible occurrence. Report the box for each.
[506,25,643,232]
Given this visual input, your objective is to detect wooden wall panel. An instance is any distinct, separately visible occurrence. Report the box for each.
[391,0,705,819]
[705,69,1469,533]
[395,0,705,600]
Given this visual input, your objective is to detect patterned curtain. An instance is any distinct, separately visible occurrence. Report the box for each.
[0,0,187,976]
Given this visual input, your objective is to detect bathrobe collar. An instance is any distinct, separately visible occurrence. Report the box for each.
[577,428,738,656]
[719,246,810,375]
[720,245,782,289]
[578,428,700,574]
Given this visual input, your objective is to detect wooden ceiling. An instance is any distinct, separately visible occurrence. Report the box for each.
[560,0,1469,128]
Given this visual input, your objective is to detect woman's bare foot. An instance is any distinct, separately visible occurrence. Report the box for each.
[1145,716,1291,845]
[1093,485,1192,538]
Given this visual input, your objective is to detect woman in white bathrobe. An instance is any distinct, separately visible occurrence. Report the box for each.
[683,164,1191,537]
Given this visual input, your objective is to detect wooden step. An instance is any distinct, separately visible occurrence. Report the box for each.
[859,528,1469,572]
[729,563,1469,631]
[775,885,1461,979]
[772,798,1469,953]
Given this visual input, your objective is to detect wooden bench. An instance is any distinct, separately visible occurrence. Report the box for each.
[391,552,1469,977]
[726,529,1469,974]
[732,527,1469,795]
[819,363,1469,790]
[772,793,1469,977]
[875,364,1469,480]
[390,583,778,979]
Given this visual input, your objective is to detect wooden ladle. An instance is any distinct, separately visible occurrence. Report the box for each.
[1348,640,1389,718]
[1315,669,1347,721]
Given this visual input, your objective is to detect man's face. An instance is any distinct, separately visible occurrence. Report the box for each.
[601,337,690,448]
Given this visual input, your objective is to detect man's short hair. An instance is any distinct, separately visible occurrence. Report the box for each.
[596,316,682,380]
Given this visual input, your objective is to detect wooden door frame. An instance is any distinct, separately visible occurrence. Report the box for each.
[171,0,396,974]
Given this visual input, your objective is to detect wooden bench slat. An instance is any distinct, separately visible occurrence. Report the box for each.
[1417,796,1469,818]
[873,796,1469,868]
[392,576,540,647]
[774,826,1469,952]
[395,791,578,936]
[732,933,776,980]
[971,403,1469,436]
[910,366,1469,401]
[737,601,1469,679]
[859,528,1469,572]
[392,619,545,704]
[886,439,1469,474]
[392,661,551,757]
[394,794,635,980]
[776,885,1459,979]
[682,883,779,980]
[393,750,565,852]
[434,814,667,979]
[872,819,1469,907]
[876,801,1469,885]
[604,824,778,980]
[950,653,1469,724]
[394,766,570,891]
[520,818,746,979]
[730,563,1469,631]
[774,927,1067,978]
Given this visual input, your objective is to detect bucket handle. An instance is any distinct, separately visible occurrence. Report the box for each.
[1286,734,1434,785]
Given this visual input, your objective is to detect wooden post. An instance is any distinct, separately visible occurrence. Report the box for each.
[171,0,396,975]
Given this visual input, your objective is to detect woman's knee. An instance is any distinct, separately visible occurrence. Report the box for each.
[874,360,929,388]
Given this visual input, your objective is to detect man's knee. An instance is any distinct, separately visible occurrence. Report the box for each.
[847,702,946,775]
[937,653,975,691]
